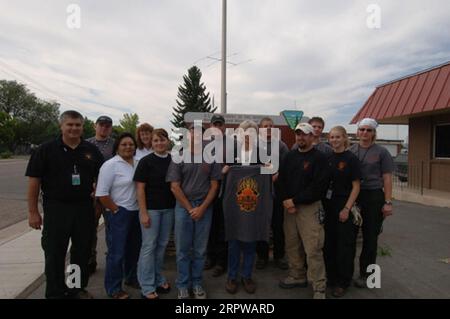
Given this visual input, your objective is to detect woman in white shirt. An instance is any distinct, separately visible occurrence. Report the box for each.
[135,123,154,160]
[96,132,141,299]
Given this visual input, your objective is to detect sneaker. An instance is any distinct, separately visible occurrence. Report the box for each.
[332,287,346,298]
[225,279,238,294]
[156,282,171,294]
[241,278,256,294]
[177,288,190,299]
[274,258,289,270]
[255,258,268,270]
[313,291,326,299]
[192,286,207,299]
[279,276,308,289]
[354,276,368,288]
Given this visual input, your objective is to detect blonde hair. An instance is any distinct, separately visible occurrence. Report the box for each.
[329,126,349,148]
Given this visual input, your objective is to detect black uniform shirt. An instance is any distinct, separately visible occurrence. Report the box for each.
[328,150,361,197]
[25,136,104,203]
[278,147,330,205]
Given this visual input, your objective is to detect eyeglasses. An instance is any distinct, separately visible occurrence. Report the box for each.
[358,128,373,133]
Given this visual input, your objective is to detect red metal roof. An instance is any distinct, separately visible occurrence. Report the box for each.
[351,61,450,124]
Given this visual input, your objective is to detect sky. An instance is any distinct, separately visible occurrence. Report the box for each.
[0,0,449,141]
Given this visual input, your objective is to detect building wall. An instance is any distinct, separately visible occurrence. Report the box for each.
[409,113,450,192]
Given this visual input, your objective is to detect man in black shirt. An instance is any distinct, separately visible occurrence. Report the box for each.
[278,123,330,299]
[26,110,103,299]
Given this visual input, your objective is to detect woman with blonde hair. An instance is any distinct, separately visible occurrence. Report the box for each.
[135,123,154,160]
[323,125,361,297]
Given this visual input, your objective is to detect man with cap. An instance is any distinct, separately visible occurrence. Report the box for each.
[278,122,330,299]
[291,117,333,157]
[349,118,394,288]
[86,115,115,275]
[204,114,230,277]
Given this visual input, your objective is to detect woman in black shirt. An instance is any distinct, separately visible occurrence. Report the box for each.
[323,126,361,298]
[133,129,175,299]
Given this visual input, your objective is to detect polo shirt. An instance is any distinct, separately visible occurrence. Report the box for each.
[25,136,104,203]
[95,155,139,211]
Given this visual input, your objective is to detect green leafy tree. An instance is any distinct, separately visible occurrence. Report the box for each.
[118,113,139,136]
[83,117,96,139]
[171,66,216,128]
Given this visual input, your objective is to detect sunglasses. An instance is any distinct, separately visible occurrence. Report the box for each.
[358,128,373,133]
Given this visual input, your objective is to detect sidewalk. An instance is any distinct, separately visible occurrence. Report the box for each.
[3,200,449,299]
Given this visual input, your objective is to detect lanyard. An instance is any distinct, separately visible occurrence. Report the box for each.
[357,144,373,163]
[93,137,111,154]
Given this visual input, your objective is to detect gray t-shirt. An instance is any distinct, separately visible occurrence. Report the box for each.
[349,143,394,190]
[166,155,222,201]
[86,137,115,161]
[222,165,273,242]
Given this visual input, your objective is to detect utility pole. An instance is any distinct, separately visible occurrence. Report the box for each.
[221,0,227,114]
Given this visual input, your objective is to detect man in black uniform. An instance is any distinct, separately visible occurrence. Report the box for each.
[26,110,103,299]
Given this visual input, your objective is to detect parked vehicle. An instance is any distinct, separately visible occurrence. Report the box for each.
[394,152,408,182]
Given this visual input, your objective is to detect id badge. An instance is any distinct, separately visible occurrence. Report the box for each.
[72,174,81,186]
[326,189,333,200]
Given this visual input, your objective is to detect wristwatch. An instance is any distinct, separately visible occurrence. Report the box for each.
[384,200,393,205]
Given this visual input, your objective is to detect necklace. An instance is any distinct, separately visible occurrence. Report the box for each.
[93,137,111,154]
[357,144,373,163]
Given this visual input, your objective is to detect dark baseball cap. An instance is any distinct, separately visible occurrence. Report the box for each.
[96,115,113,124]
[210,114,225,124]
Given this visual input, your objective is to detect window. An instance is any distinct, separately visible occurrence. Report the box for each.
[434,124,450,158]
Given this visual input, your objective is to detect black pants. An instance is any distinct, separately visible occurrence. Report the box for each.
[256,195,285,261]
[323,196,358,288]
[42,200,95,299]
[206,196,228,268]
[357,189,385,278]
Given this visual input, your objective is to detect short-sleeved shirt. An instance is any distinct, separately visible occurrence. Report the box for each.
[95,155,139,211]
[328,151,361,197]
[349,143,394,190]
[135,147,153,161]
[25,136,104,203]
[86,136,115,161]
[166,153,222,201]
[133,153,175,209]
[259,138,289,169]
[291,141,333,158]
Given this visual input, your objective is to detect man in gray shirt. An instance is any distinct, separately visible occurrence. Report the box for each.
[166,124,222,299]
[85,115,115,276]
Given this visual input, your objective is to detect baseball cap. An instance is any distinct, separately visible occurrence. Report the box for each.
[96,115,113,124]
[294,122,314,135]
[210,114,225,124]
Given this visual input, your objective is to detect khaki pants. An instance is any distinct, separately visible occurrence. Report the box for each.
[284,201,326,292]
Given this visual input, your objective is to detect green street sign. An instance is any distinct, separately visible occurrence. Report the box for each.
[281,110,304,129]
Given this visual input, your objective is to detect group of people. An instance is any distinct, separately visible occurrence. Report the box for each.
[26,109,394,300]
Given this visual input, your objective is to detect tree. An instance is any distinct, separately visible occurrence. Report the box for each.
[83,117,96,139]
[171,66,216,128]
[118,113,139,136]
[0,80,60,152]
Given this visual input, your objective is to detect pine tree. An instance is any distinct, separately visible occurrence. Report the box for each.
[171,66,216,128]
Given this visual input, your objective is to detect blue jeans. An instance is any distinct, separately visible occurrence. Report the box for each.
[174,199,213,289]
[104,207,141,296]
[137,209,174,295]
[228,240,256,280]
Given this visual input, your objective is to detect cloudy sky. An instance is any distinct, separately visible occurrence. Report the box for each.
[0,0,449,140]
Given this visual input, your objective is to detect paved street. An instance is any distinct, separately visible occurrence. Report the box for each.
[26,200,450,299]
[0,158,29,230]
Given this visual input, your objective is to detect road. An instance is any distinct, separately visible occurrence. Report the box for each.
[0,158,29,230]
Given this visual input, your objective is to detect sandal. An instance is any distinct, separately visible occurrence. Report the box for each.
[110,290,129,299]
[156,282,171,294]
[141,292,159,300]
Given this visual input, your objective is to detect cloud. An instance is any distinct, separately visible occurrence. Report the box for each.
[0,0,448,140]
